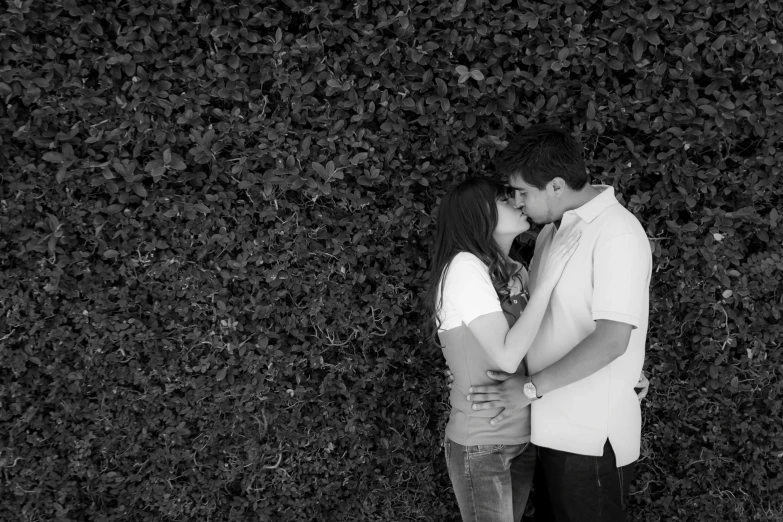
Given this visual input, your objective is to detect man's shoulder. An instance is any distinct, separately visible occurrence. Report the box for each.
[594,203,647,239]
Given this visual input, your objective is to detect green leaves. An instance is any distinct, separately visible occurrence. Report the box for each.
[144,149,186,182]
[2,0,782,520]
[300,81,316,94]
[643,30,661,46]
[215,367,227,381]
[455,65,484,83]
[210,25,231,38]
[42,151,65,163]
[711,34,728,51]
[633,39,646,62]
[163,149,186,170]
[312,160,344,182]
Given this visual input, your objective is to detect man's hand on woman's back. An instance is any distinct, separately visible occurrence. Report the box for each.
[447,368,649,398]
[447,368,652,425]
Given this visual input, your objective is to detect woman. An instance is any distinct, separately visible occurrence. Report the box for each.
[425,177,580,522]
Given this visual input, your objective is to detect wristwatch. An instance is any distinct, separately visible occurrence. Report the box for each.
[523,376,541,401]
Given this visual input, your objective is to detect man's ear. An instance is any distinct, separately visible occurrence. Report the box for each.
[547,177,567,198]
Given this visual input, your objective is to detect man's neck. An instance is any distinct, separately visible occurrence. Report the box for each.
[557,184,601,224]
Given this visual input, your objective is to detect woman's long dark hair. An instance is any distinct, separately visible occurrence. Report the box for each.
[423,177,517,345]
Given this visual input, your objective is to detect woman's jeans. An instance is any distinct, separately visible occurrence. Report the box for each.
[444,436,536,522]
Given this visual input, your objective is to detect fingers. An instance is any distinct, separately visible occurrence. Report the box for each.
[490,410,509,425]
[472,401,504,411]
[553,230,581,256]
[635,372,650,402]
[556,229,581,246]
[486,370,511,381]
[468,384,503,394]
[564,229,581,246]
[444,369,454,389]
[565,235,580,253]
[466,393,501,402]
[636,382,649,401]
[556,241,578,263]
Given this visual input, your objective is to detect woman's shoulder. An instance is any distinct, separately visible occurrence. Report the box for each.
[451,251,488,269]
[443,252,491,284]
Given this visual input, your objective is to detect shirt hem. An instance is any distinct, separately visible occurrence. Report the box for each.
[531,434,639,467]
[446,431,532,447]
[592,310,640,328]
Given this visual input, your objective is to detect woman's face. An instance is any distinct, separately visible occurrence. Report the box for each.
[493,194,530,237]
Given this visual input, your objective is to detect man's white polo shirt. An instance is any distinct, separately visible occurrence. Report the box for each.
[527,185,652,467]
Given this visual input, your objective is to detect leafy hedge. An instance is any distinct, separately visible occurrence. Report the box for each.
[1,0,781,520]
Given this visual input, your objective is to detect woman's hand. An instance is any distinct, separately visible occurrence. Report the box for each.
[635,370,650,402]
[538,229,581,288]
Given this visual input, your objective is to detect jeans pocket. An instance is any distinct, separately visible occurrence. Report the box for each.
[468,444,506,457]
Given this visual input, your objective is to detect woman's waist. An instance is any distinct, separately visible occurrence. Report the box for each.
[449,388,529,419]
[446,406,531,445]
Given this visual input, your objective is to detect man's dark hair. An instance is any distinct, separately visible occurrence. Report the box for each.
[495,124,588,190]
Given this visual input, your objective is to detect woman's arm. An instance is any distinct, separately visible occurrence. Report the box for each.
[466,278,555,373]
[466,230,580,373]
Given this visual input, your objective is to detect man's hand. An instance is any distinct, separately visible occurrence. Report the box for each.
[635,371,650,402]
[466,371,531,426]
[444,368,454,389]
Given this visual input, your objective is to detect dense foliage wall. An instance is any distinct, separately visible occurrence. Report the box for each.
[1,0,781,520]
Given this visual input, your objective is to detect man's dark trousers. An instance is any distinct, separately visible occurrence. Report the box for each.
[532,439,635,522]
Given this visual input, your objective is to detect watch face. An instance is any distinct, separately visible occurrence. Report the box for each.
[524,382,536,399]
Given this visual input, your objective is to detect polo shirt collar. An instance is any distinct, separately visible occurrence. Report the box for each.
[570,185,618,224]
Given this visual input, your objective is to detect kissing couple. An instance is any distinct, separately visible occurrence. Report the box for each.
[426,124,652,522]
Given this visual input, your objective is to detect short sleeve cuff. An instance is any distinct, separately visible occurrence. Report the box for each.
[592,310,640,329]
[439,253,503,329]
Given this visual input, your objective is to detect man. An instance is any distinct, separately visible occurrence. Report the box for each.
[466,124,652,521]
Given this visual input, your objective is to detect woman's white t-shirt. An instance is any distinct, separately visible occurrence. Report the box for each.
[437,252,526,332]
[437,251,531,446]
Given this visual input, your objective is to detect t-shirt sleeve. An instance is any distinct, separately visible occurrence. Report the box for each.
[440,254,502,329]
[592,233,651,328]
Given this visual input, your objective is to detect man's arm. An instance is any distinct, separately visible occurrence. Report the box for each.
[467,319,632,424]
[532,319,631,395]
[469,229,651,423]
